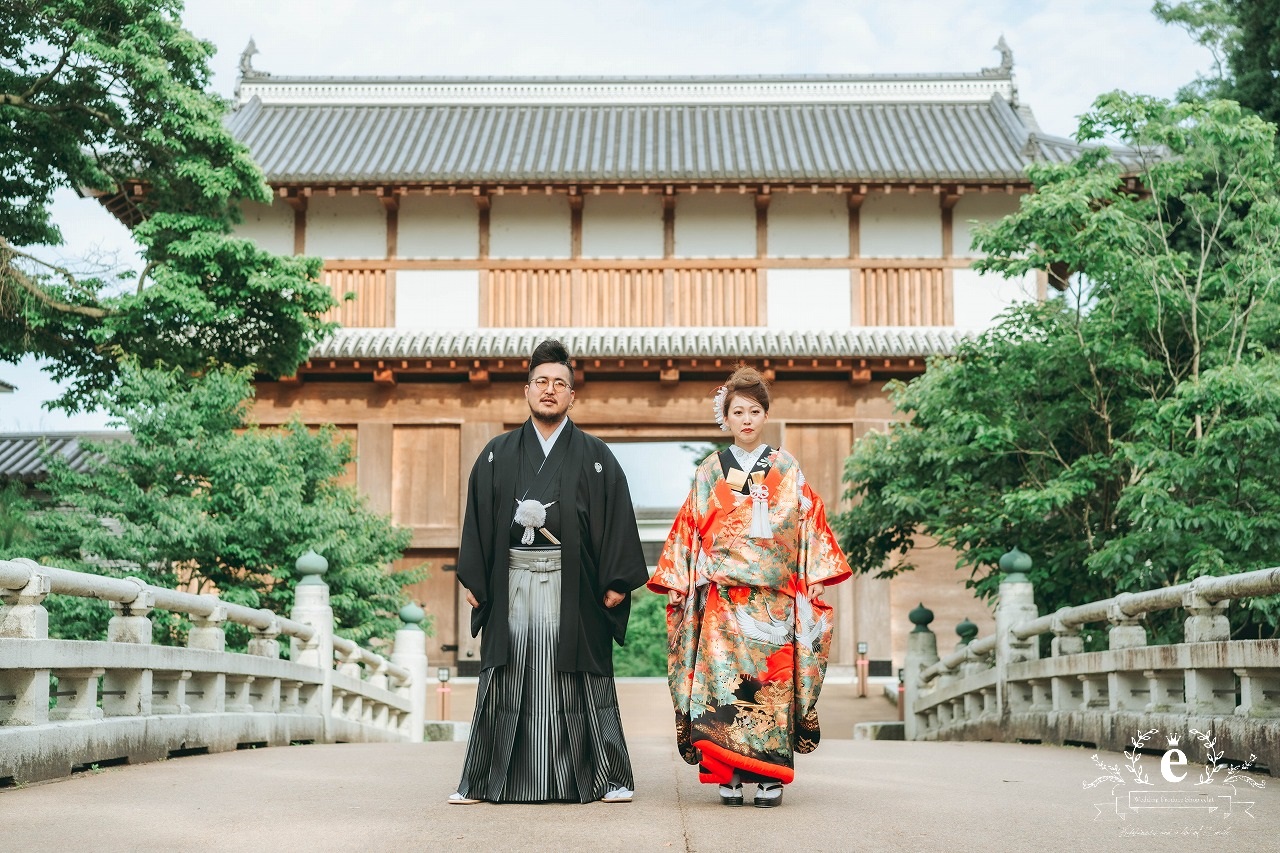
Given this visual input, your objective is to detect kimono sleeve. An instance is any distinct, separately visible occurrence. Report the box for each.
[456,444,495,636]
[647,491,698,595]
[797,483,853,589]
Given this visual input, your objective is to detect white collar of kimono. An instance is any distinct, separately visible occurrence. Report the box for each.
[535,417,569,457]
[729,443,768,471]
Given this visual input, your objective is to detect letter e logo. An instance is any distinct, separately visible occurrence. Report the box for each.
[1161,748,1187,783]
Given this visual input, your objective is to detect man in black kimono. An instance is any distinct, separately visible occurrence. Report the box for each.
[448,339,649,805]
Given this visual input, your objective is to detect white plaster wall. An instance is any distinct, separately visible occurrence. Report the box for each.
[233,200,294,256]
[307,195,386,259]
[953,193,1022,258]
[399,196,478,259]
[674,193,755,258]
[952,267,1037,329]
[768,193,847,258]
[490,195,570,258]
[581,194,663,258]
[395,270,479,328]
[766,269,851,328]
[860,192,941,257]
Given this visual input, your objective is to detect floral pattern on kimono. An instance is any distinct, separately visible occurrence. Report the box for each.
[649,448,852,785]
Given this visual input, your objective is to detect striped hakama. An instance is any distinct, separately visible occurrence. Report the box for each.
[456,548,635,803]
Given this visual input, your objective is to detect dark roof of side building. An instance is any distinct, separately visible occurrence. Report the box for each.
[0,432,128,482]
[225,59,1101,186]
[0,380,14,392]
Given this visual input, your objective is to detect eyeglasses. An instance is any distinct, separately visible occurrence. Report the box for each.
[530,376,571,393]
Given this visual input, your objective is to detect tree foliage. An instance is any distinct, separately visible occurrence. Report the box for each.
[0,0,333,410]
[1156,0,1280,126]
[15,364,421,648]
[837,94,1280,640]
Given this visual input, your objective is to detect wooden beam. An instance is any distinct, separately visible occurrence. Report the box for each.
[373,367,396,386]
[468,367,490,387]
[475,192,490,260]
[850,368,872,385]
[847,193,863,259]
[662,193,676,259]
[569,193,583,259]
[940,193,960,259]
[755,192,770,258]
[659,366,679,385]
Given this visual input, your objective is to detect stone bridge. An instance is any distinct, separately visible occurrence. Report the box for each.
[4,554,1280,851]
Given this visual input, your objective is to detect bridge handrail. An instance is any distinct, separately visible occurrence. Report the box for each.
[0,557,318,643]
[1009,565,1280,640]
[904,555,1280,778]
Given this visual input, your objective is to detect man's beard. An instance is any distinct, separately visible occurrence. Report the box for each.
[532,406,565,426]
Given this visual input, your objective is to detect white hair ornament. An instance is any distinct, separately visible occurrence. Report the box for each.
[712,385,729,431]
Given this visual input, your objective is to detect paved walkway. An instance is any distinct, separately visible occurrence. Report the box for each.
[5,684,1278,852]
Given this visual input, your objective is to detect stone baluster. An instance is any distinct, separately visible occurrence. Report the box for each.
[994,548,1040,722]
[290,549,335,734]
[903,602,938,740]
[1106,594,1146,650]
[187,597,229,713]
[335,645,364,721]
[103,578,154,717]
[391,603,429,742]
[1181,580,1234,714]
[0,561,52,725]
[248,614,282,712]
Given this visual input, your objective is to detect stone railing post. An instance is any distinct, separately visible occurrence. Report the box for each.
[103,578,155,716]
[391,603,429,743]
[1183,580,1229,643]
[994,548,1040,720]
[1107,594,1147,649]
[903,602,938,740]
[188,598,228,652]
[290,550,334,736]
[0,560,52,725]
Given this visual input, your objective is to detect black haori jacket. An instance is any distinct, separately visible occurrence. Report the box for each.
[457,419,649,676]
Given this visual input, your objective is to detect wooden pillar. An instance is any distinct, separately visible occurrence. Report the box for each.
[286,192,308,256]
[381,189,400,327]
[848,193,864,326]
[475,192,490,260]
[941,192,960,326]
[662,192,676,325]
[755,191,769,327]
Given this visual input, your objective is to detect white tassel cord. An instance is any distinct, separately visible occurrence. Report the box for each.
[514,499,553,546]
[748,483,773,539]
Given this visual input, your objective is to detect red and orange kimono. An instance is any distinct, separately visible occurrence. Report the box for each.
[649,447,851,785]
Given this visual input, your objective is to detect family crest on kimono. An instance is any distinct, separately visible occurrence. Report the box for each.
[649,366,852,808]
[449,339,650,805]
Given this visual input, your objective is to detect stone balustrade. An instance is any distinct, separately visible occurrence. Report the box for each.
[0,551,428,785]
[904,550,1280,775]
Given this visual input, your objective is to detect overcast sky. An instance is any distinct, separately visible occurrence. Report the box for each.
[3,0,1215,492]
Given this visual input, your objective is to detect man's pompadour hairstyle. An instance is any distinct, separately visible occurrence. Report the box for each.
[529,339,573,381]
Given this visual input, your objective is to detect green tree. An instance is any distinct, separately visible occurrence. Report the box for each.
[837,94,1280,641]
[19,363,421,648]
[0,481,33,549]
[1156,0,1280,126]
[612,588,668,677]
[0,0,333,411]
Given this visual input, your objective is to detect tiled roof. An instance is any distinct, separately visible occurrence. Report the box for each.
[0,379,14,392]
[225,72,1095,185]
[310,326,972,360]
[0,432,127,482]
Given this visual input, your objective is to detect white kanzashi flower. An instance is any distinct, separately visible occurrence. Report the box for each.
[712,385,729,432]
[513,499,554,545]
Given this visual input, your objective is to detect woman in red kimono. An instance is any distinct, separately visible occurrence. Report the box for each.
[649,367,852,808]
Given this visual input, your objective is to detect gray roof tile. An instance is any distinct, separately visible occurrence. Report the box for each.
[225,73,1092,185]
[310,326,971,361]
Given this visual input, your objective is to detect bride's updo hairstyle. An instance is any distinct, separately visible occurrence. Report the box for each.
[720,366,771,419]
